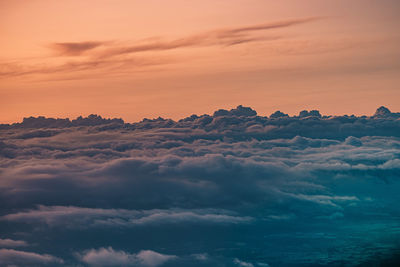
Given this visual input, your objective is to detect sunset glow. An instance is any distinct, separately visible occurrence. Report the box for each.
[1,0,399,123]
[1,2,400,266]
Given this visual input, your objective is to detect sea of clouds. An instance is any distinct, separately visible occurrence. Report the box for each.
[1,106,400,266]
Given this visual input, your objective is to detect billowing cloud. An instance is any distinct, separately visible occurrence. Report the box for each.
[79,247,176,267]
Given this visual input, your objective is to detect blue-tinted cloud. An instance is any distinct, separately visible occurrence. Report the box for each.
[0,106,399,266]
[1,206,253,228]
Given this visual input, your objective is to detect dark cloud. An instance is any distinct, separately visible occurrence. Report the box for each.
[269,110,289,118]
[213,105,257,117]
[51,41,105,56]
[1,105,400,266]
[374,105,400,118]
[298,110,321,118]
[226,17,321,34]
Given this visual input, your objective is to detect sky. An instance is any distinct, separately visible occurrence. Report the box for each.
[1,0,400,123]
[2,3,400,265]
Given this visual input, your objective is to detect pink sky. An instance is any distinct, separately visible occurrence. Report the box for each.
[1,0,399,123]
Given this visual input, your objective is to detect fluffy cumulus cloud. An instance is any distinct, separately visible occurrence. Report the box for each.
[0,106,400,266]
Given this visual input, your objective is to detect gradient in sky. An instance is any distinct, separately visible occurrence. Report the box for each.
[1,0,400,123]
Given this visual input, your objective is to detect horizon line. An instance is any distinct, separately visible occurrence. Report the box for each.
[1,105,397,126]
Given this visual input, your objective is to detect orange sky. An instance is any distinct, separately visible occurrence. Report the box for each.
[1,0,399,123]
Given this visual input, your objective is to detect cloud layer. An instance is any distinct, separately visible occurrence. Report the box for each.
[1,106,400,266]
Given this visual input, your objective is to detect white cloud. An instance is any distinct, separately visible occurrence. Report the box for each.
[79,247,176,267]
[136,250,177,267]
[234,258,254,267]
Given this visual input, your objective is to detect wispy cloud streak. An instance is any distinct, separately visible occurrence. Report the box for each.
[0,17,320,79]
[99,17,321,57]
